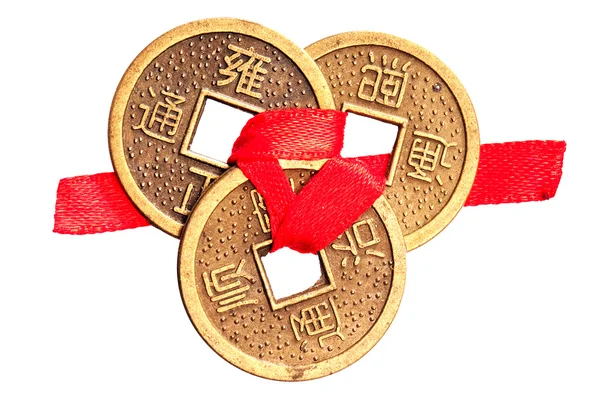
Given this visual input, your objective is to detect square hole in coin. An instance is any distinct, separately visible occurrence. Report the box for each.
[341,111,400,158]
[252,241,336,311]
[189,98,255,165]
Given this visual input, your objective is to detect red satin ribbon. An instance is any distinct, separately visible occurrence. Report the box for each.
[53,172,150,235]
[230,109,387,253]
[53,111,566,240]
[464,140,565,206]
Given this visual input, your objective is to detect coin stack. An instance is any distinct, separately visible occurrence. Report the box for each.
[108,18,479,381]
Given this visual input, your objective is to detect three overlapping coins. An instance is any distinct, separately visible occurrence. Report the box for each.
[109,18,479,380]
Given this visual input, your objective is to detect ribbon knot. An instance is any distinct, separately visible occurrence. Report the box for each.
[229,109,389,254]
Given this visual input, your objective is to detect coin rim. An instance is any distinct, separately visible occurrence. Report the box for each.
[305,32,480,251]
[178,159,407,381]
[109,18,335,238]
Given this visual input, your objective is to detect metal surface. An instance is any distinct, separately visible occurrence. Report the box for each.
[179,160,406,381]
[306,32,479,251]
[109,19,334,237]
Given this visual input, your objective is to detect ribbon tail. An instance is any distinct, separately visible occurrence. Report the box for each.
[465,140,566,206]
[53,172,149,234]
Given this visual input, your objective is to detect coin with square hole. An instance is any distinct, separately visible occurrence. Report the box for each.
[306,33,479,250]
[109,19,334,237]
[179,160,406,381]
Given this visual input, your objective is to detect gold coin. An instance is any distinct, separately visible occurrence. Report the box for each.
[109,19,334,237]
[306,33,479,250]
[179,160,406,381]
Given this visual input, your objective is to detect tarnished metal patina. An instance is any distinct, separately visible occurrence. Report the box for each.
[179,160,406,380]
[306,33,479,250]
[109,19,333,237]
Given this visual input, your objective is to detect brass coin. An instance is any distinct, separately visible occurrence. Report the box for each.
[179,160,406,381]
[109,19,334,237]
[306,33,479,250]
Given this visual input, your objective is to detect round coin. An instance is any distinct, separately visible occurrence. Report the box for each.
[109,19,334,237]
[179,160,406,381]
[306,33,479,250]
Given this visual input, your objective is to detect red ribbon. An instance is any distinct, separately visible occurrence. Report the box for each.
[465,140,565,206]
[230,109,388,253]
[53,173,150,235]
[53,111,566,243]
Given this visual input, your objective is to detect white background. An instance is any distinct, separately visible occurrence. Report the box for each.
[1,1,599,396]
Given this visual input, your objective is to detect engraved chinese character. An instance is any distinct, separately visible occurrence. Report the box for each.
[290,297,344,348]
[407,131,457,185]
[358,52,411,108]
[133,88,185,144]
[173,169,217,217]
[250,189,271,233]
[217,44,272,99]
[332,218,385,266]
[202,259,258,313]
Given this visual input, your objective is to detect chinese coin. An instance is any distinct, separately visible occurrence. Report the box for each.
[179,160,406,380]
[306,32,479,250]
[109,19,334,237]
